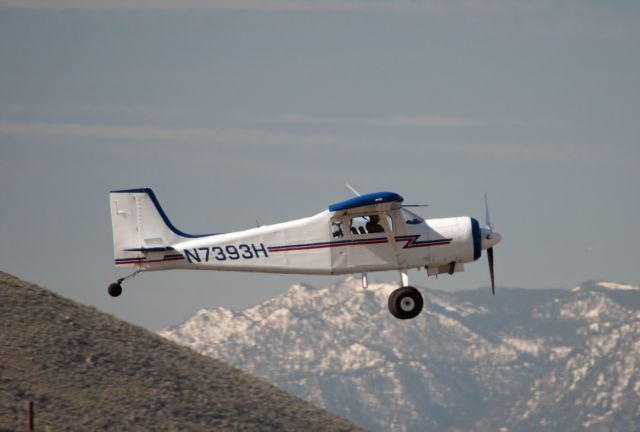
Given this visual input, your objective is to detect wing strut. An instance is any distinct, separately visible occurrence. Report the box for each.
[379,211,404,268]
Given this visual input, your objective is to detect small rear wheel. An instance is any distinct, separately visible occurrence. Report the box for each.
[108,283,122,297]
[388,286,423,319]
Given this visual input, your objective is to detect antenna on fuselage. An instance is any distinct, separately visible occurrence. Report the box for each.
[345,183,361,197]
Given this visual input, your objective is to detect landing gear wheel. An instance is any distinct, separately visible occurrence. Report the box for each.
[388,286,423,319]
[108,283,123,297]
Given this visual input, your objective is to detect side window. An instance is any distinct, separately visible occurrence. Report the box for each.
[331,220,344,238]
[350,214,393,235]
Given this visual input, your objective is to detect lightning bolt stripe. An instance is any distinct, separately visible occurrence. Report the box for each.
[395,234,453,249]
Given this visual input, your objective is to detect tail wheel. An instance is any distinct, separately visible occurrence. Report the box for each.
[108,283,123,297]
[388,286,423,319]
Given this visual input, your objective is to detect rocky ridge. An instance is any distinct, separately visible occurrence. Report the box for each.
[0,271,362,431]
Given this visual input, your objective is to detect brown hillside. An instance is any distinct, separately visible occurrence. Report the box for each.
[0,271,364,431]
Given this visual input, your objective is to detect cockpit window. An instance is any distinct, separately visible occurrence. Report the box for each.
[350,214,393,235]
[401,208,423,225]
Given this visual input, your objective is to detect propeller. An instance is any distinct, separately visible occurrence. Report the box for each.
[484,193,496,295]
[485,193,492,234]
[488,246,495,295]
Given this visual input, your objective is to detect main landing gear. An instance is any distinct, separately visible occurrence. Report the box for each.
[108,270,142,298]
[388,286,423,319]
[375,269,423,320]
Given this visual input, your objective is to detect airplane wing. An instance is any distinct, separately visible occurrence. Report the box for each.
[328,191,404,215]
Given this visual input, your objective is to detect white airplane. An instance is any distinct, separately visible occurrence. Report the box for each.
[108,187,501,319]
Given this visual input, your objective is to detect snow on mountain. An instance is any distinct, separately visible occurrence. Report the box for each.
[572,280,640,292]
[594,281,640,291]
[160,278,640,432]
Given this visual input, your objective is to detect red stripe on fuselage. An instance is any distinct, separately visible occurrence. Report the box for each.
[114,255,184,265]
[269,239,388,252]
[268,236,451,253]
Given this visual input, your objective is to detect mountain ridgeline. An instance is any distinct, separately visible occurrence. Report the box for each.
[0,272,362,431]
[161,278,640,432]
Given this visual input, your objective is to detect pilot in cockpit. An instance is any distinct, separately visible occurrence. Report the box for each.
[366,215,385,233]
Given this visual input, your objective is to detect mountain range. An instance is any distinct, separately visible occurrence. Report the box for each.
[160,277,640,432]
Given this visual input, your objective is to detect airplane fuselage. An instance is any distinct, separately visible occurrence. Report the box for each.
[117,209,482,277]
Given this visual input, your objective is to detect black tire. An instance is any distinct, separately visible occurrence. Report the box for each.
[108,283,122,297]
[388,286,423,319]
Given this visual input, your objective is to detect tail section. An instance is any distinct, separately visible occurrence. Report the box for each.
[109,188,211,266]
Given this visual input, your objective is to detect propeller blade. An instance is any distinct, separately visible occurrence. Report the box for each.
[484,193,492,232]
[488,247,495,295]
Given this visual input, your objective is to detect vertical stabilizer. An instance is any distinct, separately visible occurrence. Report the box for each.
[109,188,210,265]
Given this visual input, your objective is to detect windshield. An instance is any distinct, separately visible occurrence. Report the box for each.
[401,208,424,225]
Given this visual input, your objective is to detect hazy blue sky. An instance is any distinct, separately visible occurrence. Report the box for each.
[1,1,639,329]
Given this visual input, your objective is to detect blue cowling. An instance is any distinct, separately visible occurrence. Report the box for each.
[471,217,482,261]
